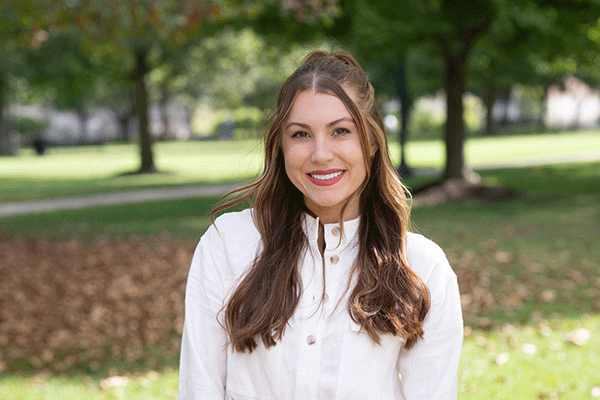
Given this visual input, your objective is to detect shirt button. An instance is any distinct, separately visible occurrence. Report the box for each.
[330,255,339,264]
[332,226,340,236]
[324,293,329,302]
[306,335,316,345]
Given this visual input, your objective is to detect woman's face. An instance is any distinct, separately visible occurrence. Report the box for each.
[281,90,371,224]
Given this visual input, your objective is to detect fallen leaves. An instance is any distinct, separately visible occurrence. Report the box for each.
[0,233,195,373]
[446,241,600,327]
[1,228,598,375]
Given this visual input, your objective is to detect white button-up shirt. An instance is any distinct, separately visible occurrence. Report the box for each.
[179,209,463,400]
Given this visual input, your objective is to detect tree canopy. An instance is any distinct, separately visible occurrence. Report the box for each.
[327,0,600,189]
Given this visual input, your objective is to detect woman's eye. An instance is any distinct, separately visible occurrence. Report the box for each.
[333,127,351,136]
[291,131,309,138]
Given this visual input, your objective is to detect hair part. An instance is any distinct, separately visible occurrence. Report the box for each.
[213,50,430,352]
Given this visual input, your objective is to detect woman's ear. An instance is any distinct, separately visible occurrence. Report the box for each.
[369,136,378,158]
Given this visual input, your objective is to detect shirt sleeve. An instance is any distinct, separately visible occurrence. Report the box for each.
[179,224,229,400]
[397,244,464,400]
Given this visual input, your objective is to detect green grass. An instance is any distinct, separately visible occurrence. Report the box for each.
[1,147,599,398]
[1,130,598,203]
[0,140,263,203]
[407,162,600,399]
[459,315,600,399]
[0,196,221,241]
[0,369,179,400]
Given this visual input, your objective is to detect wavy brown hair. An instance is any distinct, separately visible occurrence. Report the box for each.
[213,51,430,352]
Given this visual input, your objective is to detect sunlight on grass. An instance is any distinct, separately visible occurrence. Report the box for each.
[0,369,179,400]
[460,315,600,399]
[1,131,599,202]
[2,140,263,180]
[388,130,600,168]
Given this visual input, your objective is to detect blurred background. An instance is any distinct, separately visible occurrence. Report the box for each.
[1,1,600,399]
[2,0,599,167]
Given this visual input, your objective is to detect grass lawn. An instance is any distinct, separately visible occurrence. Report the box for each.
[410,162,600,399]
[0,140,264,203]
[1,147,599,397]
[1,130,599,203]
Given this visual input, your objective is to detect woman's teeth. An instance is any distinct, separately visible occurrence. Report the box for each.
[309,171,343,180]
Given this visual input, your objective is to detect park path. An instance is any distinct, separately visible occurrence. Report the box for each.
[0,182,242,218]
[0,149,599,217]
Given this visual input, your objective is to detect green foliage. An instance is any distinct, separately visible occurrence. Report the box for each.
[227,107,266,140]
[181,27,333,111]
[0,1,57,155]
[409,105,445,139]
[407,94,484,140]
[20,32,102,111]
[330,0,600,175]
[193,106,266,139]
[13,117,48,140]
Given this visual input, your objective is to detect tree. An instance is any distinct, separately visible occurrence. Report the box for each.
[47,0,338,172]
[329,0,600,202]
[344,0,495,181]
[0,1,50,155]
[469,1,594,135]
[47,0,229,172]
[21,32,109,142]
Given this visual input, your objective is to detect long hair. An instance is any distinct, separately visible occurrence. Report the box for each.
[213,51,430,352]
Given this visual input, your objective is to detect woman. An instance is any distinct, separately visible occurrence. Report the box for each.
[179,51,463,399]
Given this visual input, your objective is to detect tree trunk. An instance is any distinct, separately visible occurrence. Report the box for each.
[76,107,89,144]
[133,51,156,173]
[483,83,498,136]
[113,108,129,142]
[537,84,549,131]
[158,88,169,140]
[498,88,510,127]
[396,56,412,177]
[0,75,13,156]
[443,54,467,180]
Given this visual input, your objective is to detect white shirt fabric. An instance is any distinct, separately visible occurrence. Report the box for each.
[179,209,463,400]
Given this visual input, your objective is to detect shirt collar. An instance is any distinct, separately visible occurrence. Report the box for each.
[302,213,361,251]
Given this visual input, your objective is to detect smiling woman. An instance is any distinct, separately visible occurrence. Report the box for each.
[282,90,369,223]
[179,51,463,400]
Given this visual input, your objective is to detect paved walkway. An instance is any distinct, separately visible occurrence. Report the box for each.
[0,183,242,217]
[1,150,598,217]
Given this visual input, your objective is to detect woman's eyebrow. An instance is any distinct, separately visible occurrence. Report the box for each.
[327,117,354,127]
[285,117,354,131]
[285,121,310,130]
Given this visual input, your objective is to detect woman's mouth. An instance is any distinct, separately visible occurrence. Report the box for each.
[307,170,345,186]
[309,171,344,180]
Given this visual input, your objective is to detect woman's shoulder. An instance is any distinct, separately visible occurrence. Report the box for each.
[202,208,259,244]
[405,232,456,284]
[211,208,256,232]
[195,208,261,275]
[196,209,255,251]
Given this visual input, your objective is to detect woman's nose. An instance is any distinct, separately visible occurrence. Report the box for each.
[310,136,334,163]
